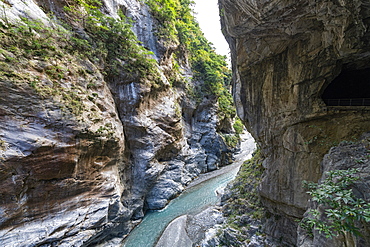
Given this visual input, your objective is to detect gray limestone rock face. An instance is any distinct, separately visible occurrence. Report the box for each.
[0,0,236,245]
[0,48,130,246]
[219,0,370,245]
[186,207,225,245]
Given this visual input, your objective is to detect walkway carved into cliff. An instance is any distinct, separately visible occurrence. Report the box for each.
[324,98,370,106]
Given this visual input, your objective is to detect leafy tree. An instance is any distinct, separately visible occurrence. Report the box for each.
[300,169,370,244]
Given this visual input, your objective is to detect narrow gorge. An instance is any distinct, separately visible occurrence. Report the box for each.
[0,0,239,245]
[219,0,370,246]
[1,0,370,247]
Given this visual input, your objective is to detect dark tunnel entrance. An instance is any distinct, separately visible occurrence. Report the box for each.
[322,68,370,106]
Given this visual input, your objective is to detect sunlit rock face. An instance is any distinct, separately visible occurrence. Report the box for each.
[0,0,234,246]
[0,56,129,246]
[219,0,370,245]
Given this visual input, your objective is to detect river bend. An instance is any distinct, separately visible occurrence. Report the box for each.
[122,133,256,247]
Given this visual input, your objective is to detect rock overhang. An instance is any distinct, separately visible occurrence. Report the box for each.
[219,0,370,244]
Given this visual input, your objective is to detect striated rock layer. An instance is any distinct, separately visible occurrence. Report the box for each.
[0,0,236,246]
[219,0,370,245]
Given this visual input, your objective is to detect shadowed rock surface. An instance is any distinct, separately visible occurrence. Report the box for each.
[219,0,370,245]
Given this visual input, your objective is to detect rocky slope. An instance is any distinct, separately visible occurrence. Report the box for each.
[0,0,238,246]
[219,0,370,245]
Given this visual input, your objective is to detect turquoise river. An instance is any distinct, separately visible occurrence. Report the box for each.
[122,133,255,247]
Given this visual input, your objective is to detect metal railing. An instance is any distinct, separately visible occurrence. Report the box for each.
[323,98,370,106]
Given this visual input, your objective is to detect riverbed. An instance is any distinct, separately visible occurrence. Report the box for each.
[122,132,256,247]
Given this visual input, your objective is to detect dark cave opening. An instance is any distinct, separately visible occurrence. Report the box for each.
[322,68,370,106]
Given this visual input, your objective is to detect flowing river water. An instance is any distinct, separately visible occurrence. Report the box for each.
[122,133,256,247]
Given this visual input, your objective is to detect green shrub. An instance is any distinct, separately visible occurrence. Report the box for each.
[0,16,86,116]
[0,0,166,117]
[233,117,244,135]
[300,169,370,239]
[144,0,179,44]
[65,2,161,84]
[224,149,265,226]
[0,17,69,60]
[145,0,234,117]
[222,134,239,148]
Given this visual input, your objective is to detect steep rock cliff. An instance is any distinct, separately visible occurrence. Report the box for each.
[219,0,370,245]
[0,0,236,245]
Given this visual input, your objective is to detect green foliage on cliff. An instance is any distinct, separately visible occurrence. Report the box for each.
[0,17,86,115]
[1,0,234,120]
[145,0,180,44]
[221,149,266,235]
[221,134,239,148]
[0,18,66,59]
[0,0,161,81]
[226,149,265,219]
[233,117,244,135]
[145,0,235,118]
[300,169,370,239]
[64,0,162,85]
[0,139,6,152]
[0,0,163,116]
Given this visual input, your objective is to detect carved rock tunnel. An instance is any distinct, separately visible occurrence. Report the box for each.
[322,68,370,106]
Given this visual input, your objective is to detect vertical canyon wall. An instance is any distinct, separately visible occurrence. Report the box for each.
[0,0,237,245]
[219,0,370,245]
